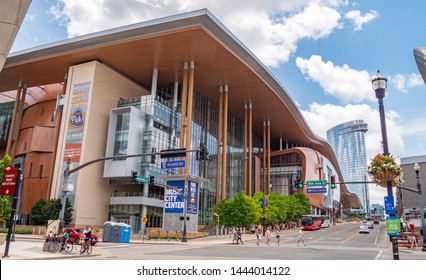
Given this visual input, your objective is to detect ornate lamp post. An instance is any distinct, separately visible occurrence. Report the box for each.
[413,162,426,251]
[372,71,399,260]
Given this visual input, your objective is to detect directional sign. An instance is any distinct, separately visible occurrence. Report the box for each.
[306,187,327,194]
[0,165,18,196]
[135,176,149,183]
[161,160,186,169]
[306,180,327,187]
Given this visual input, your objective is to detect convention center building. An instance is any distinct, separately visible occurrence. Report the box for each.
[0,9,361,231]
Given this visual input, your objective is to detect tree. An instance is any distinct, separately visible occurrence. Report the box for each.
[29,198,73,226]
[212,192,260,228]
[0,155,12,226]
[288,192,311,221]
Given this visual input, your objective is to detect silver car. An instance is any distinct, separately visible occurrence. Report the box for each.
[359,225,370,234]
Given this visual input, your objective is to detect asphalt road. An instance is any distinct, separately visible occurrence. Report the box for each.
[72,222,425,260]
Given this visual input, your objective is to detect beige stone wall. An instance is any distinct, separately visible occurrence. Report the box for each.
[54,60,148,228]
[0,0,31,71]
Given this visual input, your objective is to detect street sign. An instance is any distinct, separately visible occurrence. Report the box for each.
[384,196,395,215]
[141,216,148,224]
[306,187,327,194]
[386,216,401,237]
[161,160,186,169]
[306,180,327,187]
[135,176,149,183]
[0,165,18,196]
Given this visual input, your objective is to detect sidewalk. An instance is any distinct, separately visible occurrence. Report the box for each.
[0,235,99,260]
[1,228,425,260]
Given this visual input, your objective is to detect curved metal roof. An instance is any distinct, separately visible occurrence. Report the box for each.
[0,9,361,208]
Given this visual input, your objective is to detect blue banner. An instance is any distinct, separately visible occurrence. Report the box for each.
[384,196,395,215]
[165,180,185,213]
[187,180,199,215]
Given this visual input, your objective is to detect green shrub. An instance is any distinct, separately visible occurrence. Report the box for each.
[0,229,33,234]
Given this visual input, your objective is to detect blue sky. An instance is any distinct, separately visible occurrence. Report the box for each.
[11,0,426,204]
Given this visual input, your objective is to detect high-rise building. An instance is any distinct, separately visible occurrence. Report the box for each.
[327,120,369,213]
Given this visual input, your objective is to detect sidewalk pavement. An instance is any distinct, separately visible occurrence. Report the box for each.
[1,227,425,260]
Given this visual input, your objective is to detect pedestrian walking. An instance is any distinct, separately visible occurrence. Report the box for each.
[265,227,271,245]
[297,227,306,246]
[256,229,261,246]
[236,228,244,245]
[275,228,281,246]
[232,228,239,244]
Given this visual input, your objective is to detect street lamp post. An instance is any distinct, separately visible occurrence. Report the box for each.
[182,184,188,242]
[372,71,399,260]
[59,156,74,232]
[413,162,426,251]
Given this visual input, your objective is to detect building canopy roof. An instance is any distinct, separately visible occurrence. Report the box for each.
[0,9,361,209]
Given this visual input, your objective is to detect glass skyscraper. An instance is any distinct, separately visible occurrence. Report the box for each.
[326,120,369,213]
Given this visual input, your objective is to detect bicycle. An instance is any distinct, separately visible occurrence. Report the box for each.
[48,238,73,253]
[80,239,93,254]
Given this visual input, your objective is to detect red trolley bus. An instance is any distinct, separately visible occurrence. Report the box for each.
[301,215,322,230]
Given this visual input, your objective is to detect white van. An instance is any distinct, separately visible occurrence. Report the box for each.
[321,219,331,228]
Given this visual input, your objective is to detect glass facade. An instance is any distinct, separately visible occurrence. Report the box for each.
[269,153,302,195]
[326,120,369,212]
[0,101,14,147]
[110,86,262,227]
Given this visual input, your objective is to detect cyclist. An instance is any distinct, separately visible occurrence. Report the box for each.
[58,228,70,252]
[80,226,92,254]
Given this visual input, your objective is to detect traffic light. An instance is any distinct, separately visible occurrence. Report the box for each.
[131,171,137,181]
[151,147,156,164]
[197,143,209,161]
[294,176,303,188]
[330,176,336,189]
[149,175,155,187]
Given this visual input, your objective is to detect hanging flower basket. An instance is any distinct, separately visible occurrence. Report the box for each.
[367,153,404,188]
[374,169,398,182]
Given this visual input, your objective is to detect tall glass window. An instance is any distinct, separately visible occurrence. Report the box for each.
[113,112,130,157]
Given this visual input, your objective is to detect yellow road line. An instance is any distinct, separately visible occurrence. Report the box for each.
[341,233,358,243]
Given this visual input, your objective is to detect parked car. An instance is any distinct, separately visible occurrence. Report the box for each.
[359,225,370,234]
[64,228,98,245]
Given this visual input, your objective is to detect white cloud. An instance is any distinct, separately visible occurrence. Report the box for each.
[296,55,375,103]
[300,102,404,205]
[52,0,349,67]
[391,73,424,92]
[345,9,378,31]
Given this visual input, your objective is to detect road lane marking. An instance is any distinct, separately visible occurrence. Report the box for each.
[375,250,383,260]
[340,233,357,243]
